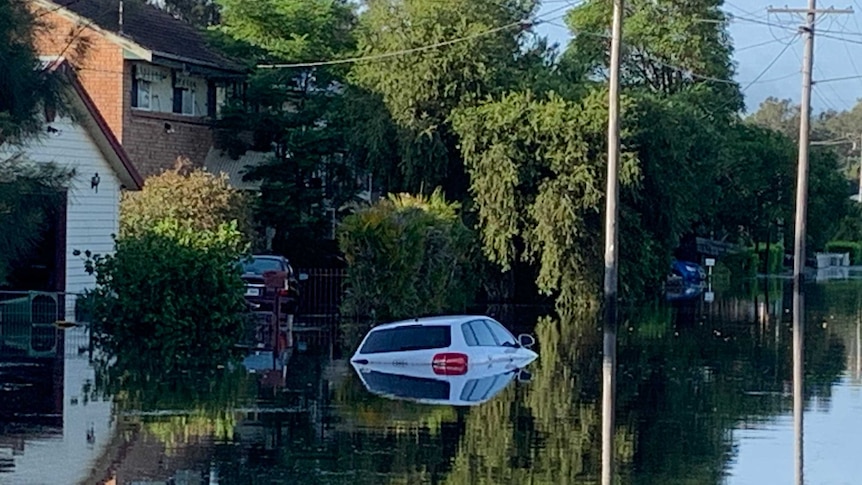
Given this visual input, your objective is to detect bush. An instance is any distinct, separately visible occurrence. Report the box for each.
[721,249,760,279]
[753,242,784,274]
[338,188,478,321]
[120,158,255,244]
[825,241,862,264]
[83,220,248,371]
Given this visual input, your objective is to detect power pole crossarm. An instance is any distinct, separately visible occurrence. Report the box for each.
[768,7,853,13]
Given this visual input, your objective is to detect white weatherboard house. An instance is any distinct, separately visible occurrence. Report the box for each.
[1,58,143,319]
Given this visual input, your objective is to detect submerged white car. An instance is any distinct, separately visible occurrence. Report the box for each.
[350,315,538,375]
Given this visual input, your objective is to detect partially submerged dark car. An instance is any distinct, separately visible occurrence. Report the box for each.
[239,255,306,316]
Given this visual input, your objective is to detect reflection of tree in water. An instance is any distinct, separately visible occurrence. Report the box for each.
[443,312,635,485]
[617,287,847,484]
[89,344,250,451]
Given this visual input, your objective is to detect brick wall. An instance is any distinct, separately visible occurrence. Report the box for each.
[35,8,216,180]
[34,10,126,141]
[123,111,214,178]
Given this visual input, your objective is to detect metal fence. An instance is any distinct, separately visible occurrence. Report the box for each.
[296,268,346,318]
[0,291,87,359]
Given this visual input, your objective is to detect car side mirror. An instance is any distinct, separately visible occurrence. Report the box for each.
[298,273,309,282]
[517,369,532,383]
[518,334,535,348]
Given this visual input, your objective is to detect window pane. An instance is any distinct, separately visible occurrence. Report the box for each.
[137,81,151,109]
[182,89,194,115]
[359,325,451,354]
[468,320,497,346]
[461,323,478,346]
[485,320,517,347]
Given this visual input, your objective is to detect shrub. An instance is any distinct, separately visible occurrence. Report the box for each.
[721,249,760,279]
[120,158,255,244]
[338,188,478,321]
[83,220,248,371]
[753,242,785,274]
[825,241,862,264]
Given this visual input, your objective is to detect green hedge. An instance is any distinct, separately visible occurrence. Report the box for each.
[825,241,862,264]
[753,243,785,274]
[338,189,478,321]
[721,249,760,279]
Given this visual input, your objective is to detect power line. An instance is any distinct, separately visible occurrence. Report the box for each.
[258,1,584,69]
[742,34,799,91]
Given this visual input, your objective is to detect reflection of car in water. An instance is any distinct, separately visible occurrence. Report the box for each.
[351,360,535,406]
[350,315,538,371]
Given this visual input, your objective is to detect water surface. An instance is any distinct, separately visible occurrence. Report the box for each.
[1,279,860,484]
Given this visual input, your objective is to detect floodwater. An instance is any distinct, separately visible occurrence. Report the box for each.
[1,279,861,484]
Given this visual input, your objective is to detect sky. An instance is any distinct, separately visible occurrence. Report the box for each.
[536,0,862,114]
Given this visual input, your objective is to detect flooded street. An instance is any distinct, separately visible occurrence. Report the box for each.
[2,279,862,484]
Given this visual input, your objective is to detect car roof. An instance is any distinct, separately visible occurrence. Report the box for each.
[370,315,489,331]
[245,254,287,262]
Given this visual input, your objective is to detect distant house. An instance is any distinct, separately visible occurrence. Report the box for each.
[31,0,247,178]
[0,59,142,310]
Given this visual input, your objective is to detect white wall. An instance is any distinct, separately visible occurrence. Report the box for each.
[1,113,123,308]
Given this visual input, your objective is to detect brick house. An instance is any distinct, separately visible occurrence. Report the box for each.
[31,0,247,178]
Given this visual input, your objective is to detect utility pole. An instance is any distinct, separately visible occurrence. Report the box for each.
[602,1,623,484]
[858,133,862,200]
[768,3,851,485]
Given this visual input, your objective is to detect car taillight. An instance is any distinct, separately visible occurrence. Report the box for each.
[277,288,290,297]
[432,352,468,375]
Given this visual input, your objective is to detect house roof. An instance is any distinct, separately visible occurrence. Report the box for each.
[203,147,270,191]
[44,57,144,189]
[41,0,245,74]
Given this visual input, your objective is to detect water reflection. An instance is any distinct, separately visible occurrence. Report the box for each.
[1,281,861,483]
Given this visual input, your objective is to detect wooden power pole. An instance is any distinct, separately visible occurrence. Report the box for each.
[767,3,851,484]
[602,1,623,484]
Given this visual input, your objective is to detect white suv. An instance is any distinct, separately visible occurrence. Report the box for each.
[350,315,538,374]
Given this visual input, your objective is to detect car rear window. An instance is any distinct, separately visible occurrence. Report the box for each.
[362,371,450,400]
[359,325,451,354]
[240,257,284,275]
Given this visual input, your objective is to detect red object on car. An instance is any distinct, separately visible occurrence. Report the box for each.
[432,352,469,375]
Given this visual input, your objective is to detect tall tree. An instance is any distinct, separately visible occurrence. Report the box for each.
[350,0,545,198]
[565,0,741,116]
[212,0,359,262]
[160,0,221,27]
[0,0,62,144]
[0,1,74,287]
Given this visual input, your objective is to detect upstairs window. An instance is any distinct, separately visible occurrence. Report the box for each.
[131,64,165,111]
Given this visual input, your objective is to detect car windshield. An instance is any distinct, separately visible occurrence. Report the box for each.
[241,257,283,275]
[359,325,451,354]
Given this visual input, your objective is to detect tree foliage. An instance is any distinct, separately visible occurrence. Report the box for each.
[84,220,248,371]
[120,158,254,244]
[211,0,359,261]
[0,156,74,287]
[85,160,252,369]
[454,89,640,307]
[350,0,546,198]
[0,0,64,144]
[338,189,478,321]
[203,0,852,308]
